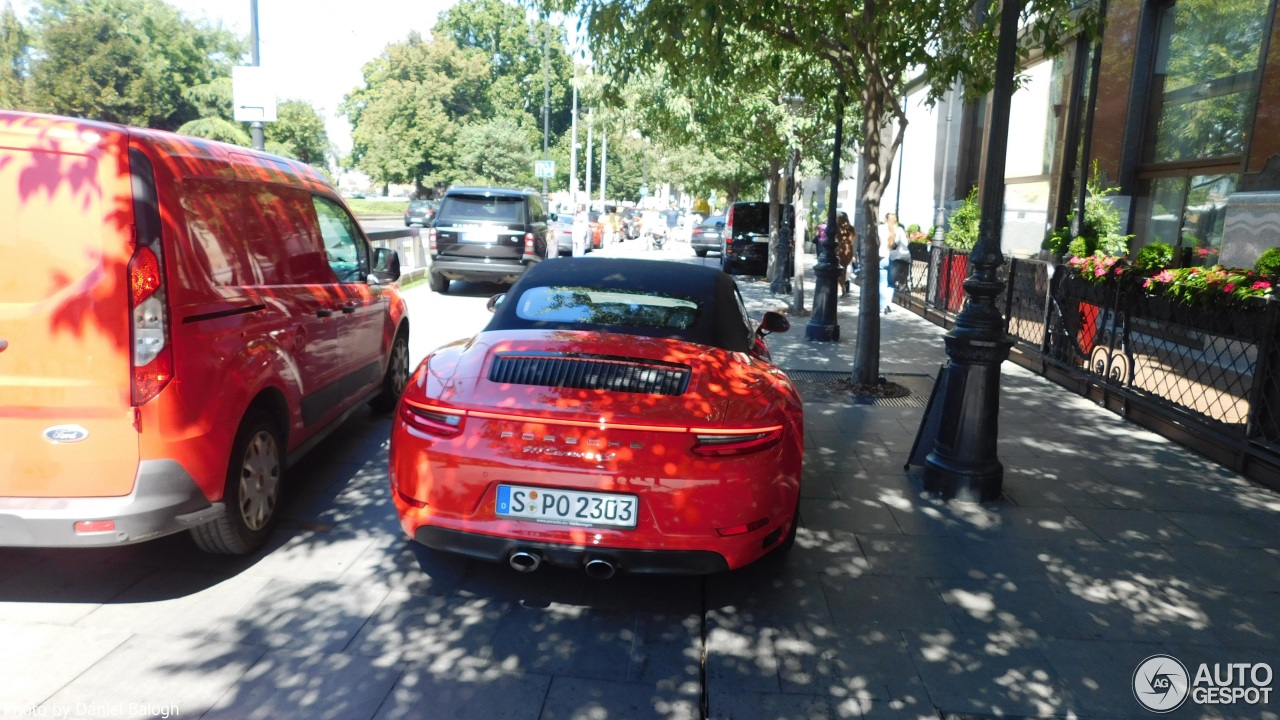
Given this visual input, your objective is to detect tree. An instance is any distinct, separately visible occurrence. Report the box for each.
[342,32,489,192]
[553,0,1096,385]
[176,116,250,146]
[25,0,243,129]
[434,0,574,138]
[266,100,330,169]
[451,116,532,185]
[0,1,27,109]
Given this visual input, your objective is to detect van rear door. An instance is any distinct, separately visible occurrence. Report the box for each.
[0,116,140,498]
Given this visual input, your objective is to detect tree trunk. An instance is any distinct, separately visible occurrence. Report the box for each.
[766,157,782,288]
[791,147,806,313]
[852,80,908,386]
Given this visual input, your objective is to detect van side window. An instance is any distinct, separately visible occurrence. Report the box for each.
[312,196,368,283]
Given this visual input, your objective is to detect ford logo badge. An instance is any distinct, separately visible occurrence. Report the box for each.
[43,425,90,444]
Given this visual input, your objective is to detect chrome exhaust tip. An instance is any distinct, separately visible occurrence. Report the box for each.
[584,558,617,580]
[508,550,542,573]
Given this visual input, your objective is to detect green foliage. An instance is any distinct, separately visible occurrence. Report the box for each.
[25,0,243,129]
[176,117,249,146]
[1254,248,1280,278]
[266,100,330,168]
[344,198,409,215]
[181,77,232,120]
[1146,266,1273,305]
[1042,226,1071,256]
[1067,235,1095,259]
[1068,162,1133,256]
[945,188,980,251]
[0,2,28,109]
[1132,242,1175,272]
[450,116,531,186]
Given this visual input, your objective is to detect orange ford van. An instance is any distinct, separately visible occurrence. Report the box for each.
[0,112,410,553]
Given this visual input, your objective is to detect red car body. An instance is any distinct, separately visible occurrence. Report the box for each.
[389,258,802,575]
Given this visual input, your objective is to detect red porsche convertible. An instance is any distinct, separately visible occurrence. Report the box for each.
[389,258,803,576]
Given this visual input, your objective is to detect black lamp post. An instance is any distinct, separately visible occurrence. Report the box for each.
[805,88,844,342]
[922,0,1024,501]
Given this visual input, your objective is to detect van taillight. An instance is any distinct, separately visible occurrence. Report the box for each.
[427,228,438,253]
[523,232,536,259]
[726,206,734,241]
[129,243,172,405]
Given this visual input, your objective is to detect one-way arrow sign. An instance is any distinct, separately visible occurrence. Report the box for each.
[232,66,277,122]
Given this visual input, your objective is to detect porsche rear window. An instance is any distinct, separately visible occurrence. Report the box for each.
[515,286,701,330]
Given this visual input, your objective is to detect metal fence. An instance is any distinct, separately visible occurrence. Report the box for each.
[898,246,1280,487]
[367,228,426,280]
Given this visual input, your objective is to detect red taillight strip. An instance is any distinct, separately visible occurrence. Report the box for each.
[402,402,781,436]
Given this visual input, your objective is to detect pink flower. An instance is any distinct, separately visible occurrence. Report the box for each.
[1253,281,1271,290]
[1143,279,1152,289]
[1225,284,1237,293]
[1156,270,1175,283]
[1114,267,1124,275]
[1094,266,1107,277]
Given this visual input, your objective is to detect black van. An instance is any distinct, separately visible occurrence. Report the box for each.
[427,187,550,293]
[722,202,795,276]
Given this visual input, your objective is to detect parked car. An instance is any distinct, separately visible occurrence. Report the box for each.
[389,258,803,576]
[723,202,795,276]
[692,215,726,257]
[404,199,438,227]
[548,212,575,256]
[427,187,550,294]
[0,111,410,554]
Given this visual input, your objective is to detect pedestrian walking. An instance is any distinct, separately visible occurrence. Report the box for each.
[834,212,856,297]
[878,212,906,313]
[889,217,913,295]
[572,204,590,257]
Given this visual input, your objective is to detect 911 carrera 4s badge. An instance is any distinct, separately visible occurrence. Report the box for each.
[522,445,617,462]
[496,484,638,528]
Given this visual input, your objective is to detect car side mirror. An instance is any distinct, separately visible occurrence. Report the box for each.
[372,247,401,283]
[756,310,790,337]
[486,293,505,312]
[716,221,725,229]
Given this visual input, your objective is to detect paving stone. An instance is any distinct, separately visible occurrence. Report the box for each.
[337,533,472,596]
[207,578,390,653]
[787,526,872,578]
[856,533,985,579]
[41,634,266,718]
[1047,577,1223,646]
[800,498,901,535]
[1164,544,1280,593]
[933,577,1098,642]
[1001,475,1108,509]
[777,626,927,704]
[904,629,1071,719]
[0,620,130,708]
[240,529,378,582]
[372,668,551,720]
[0,558,154,625]
[829,472,922,506]
[346,590,508,668]
[538,676,700,720]
[1163,512,1280,549]
[203,650,402,720]
[1199,589,1280,649]
[74,570,272,638]
[850,697,944,720]
[821,575,957,633]
[1038,638,1169,719]
[706,689,838,720]
[1069,508,1195,544]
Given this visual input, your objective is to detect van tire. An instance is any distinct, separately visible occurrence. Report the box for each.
[429,272,449,294]
[370,329,410,412]
[191,410,283,555]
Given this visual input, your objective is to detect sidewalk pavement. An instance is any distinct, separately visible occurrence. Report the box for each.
[724,254,1280,719]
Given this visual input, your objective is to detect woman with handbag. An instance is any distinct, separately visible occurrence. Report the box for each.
[835,212,856,297]
[878,212,907,313]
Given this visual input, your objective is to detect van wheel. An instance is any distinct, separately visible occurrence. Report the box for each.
[696,249,708,258]
[721,255,735,275]
[191,410,283,555]
[429,272,449,294]
[371,330,410,412]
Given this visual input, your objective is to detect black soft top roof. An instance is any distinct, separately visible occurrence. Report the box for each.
[484,258,751,352]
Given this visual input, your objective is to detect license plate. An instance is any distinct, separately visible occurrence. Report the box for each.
[496,485,638,528]
[750,233,769,243]
[466,228,498,244]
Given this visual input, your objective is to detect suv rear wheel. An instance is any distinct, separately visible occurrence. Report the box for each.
[191,409,283,555]
[429,271,449,294]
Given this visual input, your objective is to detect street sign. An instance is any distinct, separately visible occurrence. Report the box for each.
[534,160,556,179]
[639,184,649,198]
[232,66,277,122]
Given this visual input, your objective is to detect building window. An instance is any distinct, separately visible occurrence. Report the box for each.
[1134,0,1268,264]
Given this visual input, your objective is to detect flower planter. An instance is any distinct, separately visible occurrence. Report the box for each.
[1077,302,1101,355]
[943,253,968,311]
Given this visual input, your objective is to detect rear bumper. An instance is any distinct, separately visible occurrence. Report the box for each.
[0,460,221,547]
[430,256,529,283]
[414,525,731,575]
[691,237,722,252]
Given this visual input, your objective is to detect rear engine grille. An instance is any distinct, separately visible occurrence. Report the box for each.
[489,354,690,396]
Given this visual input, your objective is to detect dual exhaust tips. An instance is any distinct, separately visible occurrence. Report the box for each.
[508,550,617,580]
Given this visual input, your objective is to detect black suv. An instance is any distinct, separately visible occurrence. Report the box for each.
[428,188,550,294]
[723,202,794,276]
